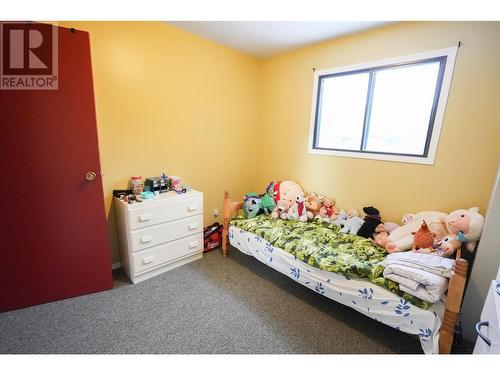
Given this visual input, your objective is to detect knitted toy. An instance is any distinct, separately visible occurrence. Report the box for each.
[357,206,382,239]
[260,182,277,215]
[411,220,435,251]
[305,193,322,220]
[287,195,308,222]
[271,199,290,220]
[340,209,364,235]
[441,207,484,251]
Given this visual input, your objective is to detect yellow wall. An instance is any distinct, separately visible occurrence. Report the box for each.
[257,21,500,223]
[58,21,499,264]
[58,22,261,263]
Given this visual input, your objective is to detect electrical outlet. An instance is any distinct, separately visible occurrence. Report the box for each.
[213,209,220,217]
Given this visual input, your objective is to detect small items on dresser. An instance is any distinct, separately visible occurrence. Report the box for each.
[118,172,192,206]
[140,191,154,200]
[170,176,182,192]
[145,175,169,195]
[129,176,144,195]
[113,189,132,198]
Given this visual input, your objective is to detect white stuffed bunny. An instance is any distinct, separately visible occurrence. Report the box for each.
[333,209,347,226]
[340,209,364,235]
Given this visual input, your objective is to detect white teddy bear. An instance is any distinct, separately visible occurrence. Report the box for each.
[287,195,308,222]
[332,209,347,226]
[271,199,290,220]
[339,209,364,235]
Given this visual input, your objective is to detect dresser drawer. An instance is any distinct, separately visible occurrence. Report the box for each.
[132,233,203,275]
[130,215,203,252]
[128,196,202,229]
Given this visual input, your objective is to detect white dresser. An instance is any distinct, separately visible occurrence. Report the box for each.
[473,279,500,353]
[115,190,204,283]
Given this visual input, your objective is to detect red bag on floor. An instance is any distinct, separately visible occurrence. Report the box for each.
[203,223,223,253]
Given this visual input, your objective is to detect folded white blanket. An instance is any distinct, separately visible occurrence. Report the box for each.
[380,252,455,278]
[383,265,449,303]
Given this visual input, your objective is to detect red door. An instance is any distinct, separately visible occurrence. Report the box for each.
[0,23,113,312]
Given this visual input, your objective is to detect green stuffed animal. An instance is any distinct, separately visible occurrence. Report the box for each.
[260,182,277,215]
[243,193,263,219]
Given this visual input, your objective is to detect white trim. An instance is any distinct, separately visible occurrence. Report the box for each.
[308,46,458,165]
[111,262,122,270]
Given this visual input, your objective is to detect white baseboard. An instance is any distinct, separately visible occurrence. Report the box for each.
[111,262,122,270]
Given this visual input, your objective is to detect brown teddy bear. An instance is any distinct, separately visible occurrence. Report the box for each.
[319,197,340,221]
[305,193,322,220]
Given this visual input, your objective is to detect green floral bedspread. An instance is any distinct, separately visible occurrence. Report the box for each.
[230,215,431,309]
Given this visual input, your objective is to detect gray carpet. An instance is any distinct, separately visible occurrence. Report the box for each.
[0,247,426,354]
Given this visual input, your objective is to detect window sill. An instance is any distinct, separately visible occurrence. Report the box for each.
[308,147,436,165]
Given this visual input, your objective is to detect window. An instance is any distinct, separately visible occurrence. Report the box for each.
[309,47,457,164]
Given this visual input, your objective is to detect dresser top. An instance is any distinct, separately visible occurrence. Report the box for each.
[115,189,203,210]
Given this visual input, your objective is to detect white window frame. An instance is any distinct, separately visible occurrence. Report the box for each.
[308,47,458,165]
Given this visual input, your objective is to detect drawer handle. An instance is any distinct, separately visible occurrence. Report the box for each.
[143,256,155,265]
[139,213,152,222]
[495,282,500,296]
[189,241,198,249]
[187,204,197,212]
[189,223,198,230]
[141,235,153,244]
[476,321,491,346]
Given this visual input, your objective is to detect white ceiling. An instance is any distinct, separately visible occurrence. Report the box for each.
[168,21,390,58]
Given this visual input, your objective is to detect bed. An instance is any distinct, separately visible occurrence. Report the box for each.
[221,191,469,354]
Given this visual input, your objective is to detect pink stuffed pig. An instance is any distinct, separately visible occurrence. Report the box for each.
[441,207,484,251]
[278,181,305,207]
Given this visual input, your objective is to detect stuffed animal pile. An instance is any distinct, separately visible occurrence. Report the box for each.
[372,208,484,257]
[243,181,371,236]
[242,180,485,258]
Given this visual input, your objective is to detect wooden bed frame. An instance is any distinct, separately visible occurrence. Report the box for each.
[221,191,469,354]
